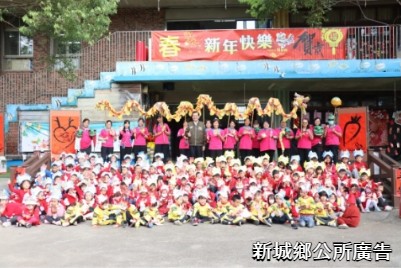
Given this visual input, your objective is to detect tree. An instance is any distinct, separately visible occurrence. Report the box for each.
[0,0,119,80]
[238,0,401,26]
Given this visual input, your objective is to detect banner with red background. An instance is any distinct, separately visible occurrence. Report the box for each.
[50,111,80,158]
[0,113,4,155]
[369,110,389,147]
[152,28,347,61]
[338,107,368,153]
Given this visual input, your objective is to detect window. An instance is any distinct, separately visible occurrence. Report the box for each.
[167,19,269,30]
[3,29,33,71]
[236,20,256,29]
[54,40,81,56]
[4,30,33,56]
[53,40,81,70]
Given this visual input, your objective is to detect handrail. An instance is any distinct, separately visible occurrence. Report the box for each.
[1,25,401,112]
[368,149,401,208]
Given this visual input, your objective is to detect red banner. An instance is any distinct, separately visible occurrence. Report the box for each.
[50,111,80,158]
[369,110,389,147]
[338,107,368,152]
[0,113,4,155]
[151,28,347,61]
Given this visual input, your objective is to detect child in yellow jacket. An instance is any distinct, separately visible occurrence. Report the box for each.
[220,194,248,226]
[168,191,190,225]
[314,191,337,227]
[297,187,316,228]
[267,193,297,229]
[92,196,123,227]
[142,197,165,228]
[191,194,218,226]
[248,191,271,226]
[214,192,232,222]
[125,204,144,228]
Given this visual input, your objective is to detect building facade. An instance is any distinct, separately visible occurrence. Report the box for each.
[1,0,401,157]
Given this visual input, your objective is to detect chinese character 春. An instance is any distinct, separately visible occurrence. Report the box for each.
[239,35,255,50]
[223,40,238,55]
[292,241,312,261]
[372,242,392,261]
[252,241,273,261]
[257,33,273,49]
[159,36,181,58]
[204,38,220,53]
[276,32,295,49]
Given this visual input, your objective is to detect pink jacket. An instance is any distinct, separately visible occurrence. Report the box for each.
[325,125,342,146]
[223,128,237,149]
[120,129,133,147]
[100,129,115,148]
[276,128,293,149]
[296,129,313,149]
[134,127,148,146]
[208,129,223,150]
[80,128,92,150]
[238,126,255,150]
[153,124,170,145]
[177,128,189,149]
[258,128,278,151]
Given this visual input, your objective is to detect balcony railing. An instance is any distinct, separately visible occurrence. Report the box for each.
[1,26,400,111]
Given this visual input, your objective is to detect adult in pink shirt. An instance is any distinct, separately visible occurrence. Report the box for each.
[119,120,133,161]
[223,120,238,153]
[207,118,224,159]
[177,121,190,157]
[324,114,342,163]
[258,121,278,161]
[133,118,149,157]
[295,118,313,167]
[78,118,95,154]
[311,117,324,161]
[99,120,116,162]
[238,118,255,163]
[276,120,294,157]
[153,115,171,162]
[252,120,261,157]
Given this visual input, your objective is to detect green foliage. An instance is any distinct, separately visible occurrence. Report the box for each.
[0,0,119,79]
[239,0,338,26]
[20,0,119,45]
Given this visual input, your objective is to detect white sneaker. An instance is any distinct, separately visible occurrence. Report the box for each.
[2,221,11,227]
[328,221,337,227]
[385,206,393,211]
[338,224,349,229]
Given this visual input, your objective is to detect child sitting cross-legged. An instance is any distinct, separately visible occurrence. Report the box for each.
[220,194,248,226]
[191,191,219,226]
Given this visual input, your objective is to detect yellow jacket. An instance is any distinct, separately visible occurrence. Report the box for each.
[142,207,164,224]
[215,201,233,215]
[314,201,334,217]
[92,204,122,225]
[249,200,268,217]
[228,204,246,217]
[267,203,290,216]
[168,203,185,221]
[297,196,316,215]
[192,202,214,217]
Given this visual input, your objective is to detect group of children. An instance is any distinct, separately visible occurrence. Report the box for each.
[0,148,392,230]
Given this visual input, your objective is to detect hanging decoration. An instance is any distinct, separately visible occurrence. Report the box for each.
[95,93,309,122]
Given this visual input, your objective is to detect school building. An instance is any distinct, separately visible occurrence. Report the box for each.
[1,0,401,158]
